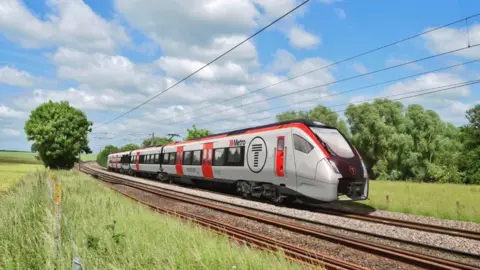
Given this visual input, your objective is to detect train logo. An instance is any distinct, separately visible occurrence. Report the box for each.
[349,166,356,175]
[247,137,267,173]
[229,139,246,147]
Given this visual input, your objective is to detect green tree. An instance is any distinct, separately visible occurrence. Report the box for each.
[276,106,350,136]
[120,143,139,151]
[96,145,119,167]
[345,99,413,180]
[307,105,350,137]
[185,125,211,140]
[276,110,308,122]
[459,104,480,184]
[24,100,92,169]
[142,136,174,147]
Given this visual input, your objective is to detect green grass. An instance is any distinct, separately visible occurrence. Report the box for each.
[80,154,97,161]
[0,151,40,165]
[0,163,43,192]
[0,169,311,270]
[349,180,480,223]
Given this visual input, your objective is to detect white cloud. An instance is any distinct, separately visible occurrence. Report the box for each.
[15,85,147,112]
[0,105,26,119]
[155,56,249,84]
[422,23,480,59]
[115,0,259,46]
[385,57,424,71]
[0,0,130,53]
[52,47,168,93]
[352,63,368,74]
[382,72,470,99]
[270,49,296,72]
[2,128,20,136]
[288,25,321,49]
[334,8,346,19]
[0,66,33,86]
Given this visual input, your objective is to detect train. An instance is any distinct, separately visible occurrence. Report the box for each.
[107,119,369,204]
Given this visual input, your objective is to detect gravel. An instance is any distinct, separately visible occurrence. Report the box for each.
[112,184,421,270]
[90,167,480,259]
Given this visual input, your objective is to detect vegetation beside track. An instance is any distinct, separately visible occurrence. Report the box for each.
[350,180,480,223]
[0,168,307,270]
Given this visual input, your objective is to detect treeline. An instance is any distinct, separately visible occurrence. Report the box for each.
[97,99,480,184]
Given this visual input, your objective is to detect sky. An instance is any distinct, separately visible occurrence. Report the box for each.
[1,0,480,153]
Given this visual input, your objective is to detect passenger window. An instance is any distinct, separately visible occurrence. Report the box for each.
[169,153,176,165]
[227,147,242,163]
[294,134,314,154]
[162,153,169,164]
[192,150,201,165]
[213,148,225,166]
[183,151,192,165]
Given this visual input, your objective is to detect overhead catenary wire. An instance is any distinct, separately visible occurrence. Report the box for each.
[173,79,480,137]
[156,44,480,128]
[93,0,311,129]
[149,12,480,125]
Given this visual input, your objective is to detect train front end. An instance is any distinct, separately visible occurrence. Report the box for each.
[308,122,369,202]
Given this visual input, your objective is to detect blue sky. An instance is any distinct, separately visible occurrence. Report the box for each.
[1,0,479,153]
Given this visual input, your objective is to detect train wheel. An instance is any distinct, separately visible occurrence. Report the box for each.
[235,181,251,198]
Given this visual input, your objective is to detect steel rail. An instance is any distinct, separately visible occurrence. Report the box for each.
[78,165,480,270]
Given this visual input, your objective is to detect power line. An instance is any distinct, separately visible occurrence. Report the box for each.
[176,79,480,137]
[156,44,480,128]
[93,0,311,129]
[150,12,480,125]
[176,58,480,128]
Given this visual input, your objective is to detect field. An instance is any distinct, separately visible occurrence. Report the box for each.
[350,180,480,223]
[0,165,306,269]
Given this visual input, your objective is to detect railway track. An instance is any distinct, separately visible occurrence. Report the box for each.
[85,162,480,242]
[80,167,364,270]
[78,164,480,270]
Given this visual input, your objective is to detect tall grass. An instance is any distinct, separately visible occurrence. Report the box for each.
[0,170,54,269]
[1,169,310,270]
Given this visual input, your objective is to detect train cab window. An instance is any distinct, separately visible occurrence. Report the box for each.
[192,150,202,165]
[293,134,314,154]
[213,148,225,166]
[168,153,176,165]
[183,151,192,165]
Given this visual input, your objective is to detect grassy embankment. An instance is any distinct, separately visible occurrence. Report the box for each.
[0,151,42,192]
[351,180,480,223]
[0,166,307,269]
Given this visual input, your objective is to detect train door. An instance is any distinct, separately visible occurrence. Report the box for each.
[274,132,297,191]
[176,146,184,176]
[291,130,317,185]
[202,142,213,179]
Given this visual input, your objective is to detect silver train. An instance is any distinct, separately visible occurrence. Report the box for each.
[107,119,369,203]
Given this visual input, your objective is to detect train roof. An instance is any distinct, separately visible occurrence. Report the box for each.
[186,119,332,142]
[107,119,333,155]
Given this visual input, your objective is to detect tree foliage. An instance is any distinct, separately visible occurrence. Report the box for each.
[185,125,211,140]
[96,145,119,168]
[24,100,92,169]
[276,105,350,136]
[142,136,174,147]
[458,104,480,184]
